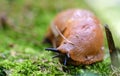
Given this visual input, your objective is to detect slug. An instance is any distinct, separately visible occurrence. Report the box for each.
[44,9,104,66]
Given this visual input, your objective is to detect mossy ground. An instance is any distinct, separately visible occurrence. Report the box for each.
[0,0,112,75]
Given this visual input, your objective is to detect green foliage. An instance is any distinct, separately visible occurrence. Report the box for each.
[0,0,112,75]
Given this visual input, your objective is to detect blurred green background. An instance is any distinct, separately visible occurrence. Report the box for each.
[0,0,119,75]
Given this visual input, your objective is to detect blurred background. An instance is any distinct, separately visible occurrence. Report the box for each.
[0,0,120,75]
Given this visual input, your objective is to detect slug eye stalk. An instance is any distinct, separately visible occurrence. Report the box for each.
[45,48,60,53]
[104,24,120,68]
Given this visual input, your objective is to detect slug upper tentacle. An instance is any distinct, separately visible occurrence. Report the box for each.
[45,48,60,53]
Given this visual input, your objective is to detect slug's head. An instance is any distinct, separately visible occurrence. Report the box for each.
[45,42,76,66]
[45,47,70,66]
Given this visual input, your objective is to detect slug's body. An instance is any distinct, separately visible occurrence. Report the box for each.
[45,9,104,66]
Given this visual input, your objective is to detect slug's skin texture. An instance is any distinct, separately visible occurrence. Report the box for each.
[45,9,104,66]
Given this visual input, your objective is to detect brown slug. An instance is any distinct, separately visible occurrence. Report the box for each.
[44,9,104,66]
